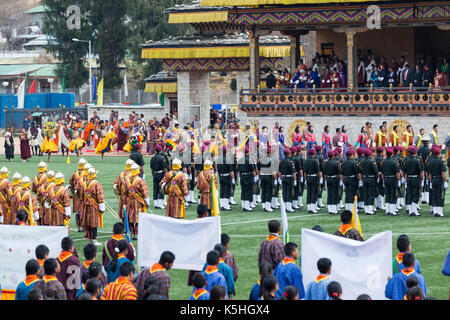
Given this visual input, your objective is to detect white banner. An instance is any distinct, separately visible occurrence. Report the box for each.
[138,213,221,271]
[301,229,392,300]
[17,80,25,109]
[0,226,68,291]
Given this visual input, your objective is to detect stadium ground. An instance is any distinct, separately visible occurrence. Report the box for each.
[4,155,449,300]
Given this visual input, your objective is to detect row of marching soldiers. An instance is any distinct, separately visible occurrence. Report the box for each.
[0,165,69,227]
[0,161,109,246]
[147,135,449,219]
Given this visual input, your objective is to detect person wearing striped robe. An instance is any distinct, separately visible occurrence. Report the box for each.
[82,167,105,246]
[123,163,150,240]
[101,262,138,300]
[160,159,189,219]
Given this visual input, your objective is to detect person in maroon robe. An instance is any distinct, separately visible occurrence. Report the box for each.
[102,222,135,270]
[19,129,31,162]
[117,121,129,152]
[56,237,80,300]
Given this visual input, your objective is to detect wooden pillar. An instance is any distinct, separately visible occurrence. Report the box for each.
[290,34,301,74]
[346,30,357,89]
[249,30,260,89]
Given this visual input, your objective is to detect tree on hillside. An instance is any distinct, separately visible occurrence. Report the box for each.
[42,0,128,89]
[41,0,94,88]
[126,0,191,88]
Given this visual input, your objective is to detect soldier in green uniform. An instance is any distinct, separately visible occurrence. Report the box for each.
[323,150,343,214]
[297,145,306,209]
[380,147,401,216]
[428,146,447,217]
[150,144,168,209]
[358,149,379,215]
[394,145,406,212]
[303,148,322,214]
[230,150,239,206]
[258,146,277,212]
[239,146,257,212]
[278,149,296,213]
[335,147,345,210]
[403,146,424,216]
[342,149,359,211]
[418,136,431,205]
[291,146,301,211]
[314,145,325,209]
[375,147,386,211]
[356,148,366,209]
[217,145,235,211]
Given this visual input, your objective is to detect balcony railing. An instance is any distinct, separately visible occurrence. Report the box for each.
[240,84,450,114]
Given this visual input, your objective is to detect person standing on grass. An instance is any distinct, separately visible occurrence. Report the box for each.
[19,128,31,162]
[201,250,228,295]
[4,128,14,162]
[33,258,67,300]
[249,262,273,300]
[113,159,134,225]
[393,235,422,275]
[106,240,131,284]
[133,251,175,300]
[305,258,332,300]
[258,220,285,270]
[333,210,364,241]
[189,273,210,300]
[102,222,135,270]
[273,242,305,300]
[160,159,189,219]
[221,233,238,283]
[385,252,427,300]
[56,237,80,300]
[101,262,138,300]
[15,259,40,300]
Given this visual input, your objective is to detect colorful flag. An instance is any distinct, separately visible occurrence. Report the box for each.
[92,72,97,103]
[210,174,220,217]
[280,196,289,243]
[28,79,36,94]
[122,206,132,243]
[97,78,104,106]
[351,196,363,238]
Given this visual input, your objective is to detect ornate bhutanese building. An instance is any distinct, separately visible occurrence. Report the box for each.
[142,0,450,142]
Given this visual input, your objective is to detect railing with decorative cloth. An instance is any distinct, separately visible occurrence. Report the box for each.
[240,86,450,114]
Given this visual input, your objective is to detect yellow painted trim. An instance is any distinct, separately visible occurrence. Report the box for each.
[168,11,228,23]
[201,0,385,6]
[142,45,291,59]
[145,82,178,94]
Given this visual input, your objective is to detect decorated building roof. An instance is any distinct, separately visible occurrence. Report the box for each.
[144,71,178,94]
[167,0,230,23]
[199,0,390,6]
[141,33,292,59]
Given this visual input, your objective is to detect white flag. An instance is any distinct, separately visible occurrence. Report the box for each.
[301,228,392,300]
[137,213,221,270]
[17,80,26,109]
[280,196,289,243]
[123,73,128,99]
[0,225,68,292]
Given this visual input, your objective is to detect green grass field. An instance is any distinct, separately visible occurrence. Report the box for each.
[3,155,450,300]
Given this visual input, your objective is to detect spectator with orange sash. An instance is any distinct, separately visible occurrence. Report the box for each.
[393,235,422,275]
[305,258,332,300]
[333,210,364,241]
[56,237,80,300]
[101,262,138,300]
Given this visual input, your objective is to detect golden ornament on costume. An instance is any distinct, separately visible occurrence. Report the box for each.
[288,119,308,145]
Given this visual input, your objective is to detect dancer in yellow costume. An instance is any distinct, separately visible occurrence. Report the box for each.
[41,122,59,162]
[95,129,116,160]
[69,130,87,160]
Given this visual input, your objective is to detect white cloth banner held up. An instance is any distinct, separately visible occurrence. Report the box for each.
[138,213,221,271]
[0,226,68,292]
[301,229,392,300]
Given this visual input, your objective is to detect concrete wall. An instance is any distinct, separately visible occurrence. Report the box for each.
[88,104,168,122]
[246,114,448,145]
[177,71,210,128]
